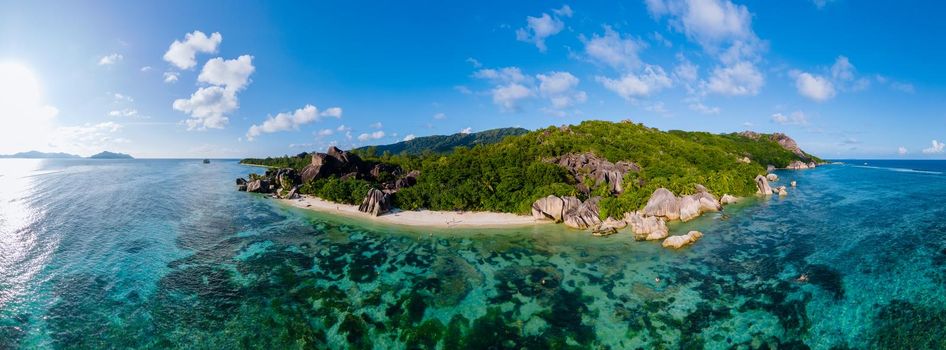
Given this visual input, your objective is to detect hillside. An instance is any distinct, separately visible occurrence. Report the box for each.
[241,120,819,218]
[89,151,134,159]
[0,151,81,159]
[356,127,529,155]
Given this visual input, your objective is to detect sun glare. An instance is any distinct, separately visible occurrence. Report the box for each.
[0,62,57,154]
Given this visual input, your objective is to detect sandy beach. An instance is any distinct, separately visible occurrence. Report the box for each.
[281,194,548,228]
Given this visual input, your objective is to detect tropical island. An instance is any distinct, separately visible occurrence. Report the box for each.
[238,120,820,245]
[89,151,134,159]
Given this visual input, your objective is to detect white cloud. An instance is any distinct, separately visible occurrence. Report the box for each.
[108,108,139,118]
[898,146,908,155]
[646,0,757,55]
[98,53,123,66]
[582,26,645,70]
[794,72,836,102]
[316,129,334,137]
[537,71,586,109]
[553,5,573,17]
[595,65,673,100]
[173,86,237,130]
[112,93,133,103]
[357,130,385,141]
[454,85,473,95]
[337,124,351,132]
[246,105,342,140]
[704,61,764,96]
[370,122,383,129]
[922,140,944,154]
[770,111,809,125]
[433,112,446,120]
[474,67,528,84]
[175,55,256,130]
[674,59,699,82]
[516,6,570,52]
[831,56,855,81]
[689,102,720,115]
[49,122,128,153]
[491,83,533,111]
[198,55,255,91]
[163,71,179,83]
[140,66,153,72]
[163,30,222,70]
[403,134,416,142]
[890,82,915,93]
[812,0,835,9]
[459,127,472,134]
[644,102,669,114]
[465,57,482,68]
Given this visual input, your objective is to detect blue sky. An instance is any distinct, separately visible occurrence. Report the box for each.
[0,0,944,158]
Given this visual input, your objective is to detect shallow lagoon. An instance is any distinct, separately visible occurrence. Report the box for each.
[1,159,945,349]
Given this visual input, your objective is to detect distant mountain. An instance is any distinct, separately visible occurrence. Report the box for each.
[0,151,81,159]
[356,127,530,155]
[89,151,134,159]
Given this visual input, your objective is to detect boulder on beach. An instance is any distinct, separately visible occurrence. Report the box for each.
[720,194,738,205]
[563,197,602,229]
[643,188,680,220]
[531,195,566,222]
[625,211,669,241]
[662,231,703,249]
[592,217,626,236]
[358,188,391,216]
[767,173,779,182]
[755,175,773,195]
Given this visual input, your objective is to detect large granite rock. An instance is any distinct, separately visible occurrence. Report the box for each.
[642,188,680,220]
[236,178,248,191]
[246,179,271,193]
[766,173,779,182]
[358,188,391,216]
[662,231,703,249]
[786,160,812,170]
[625,211,668,241]
[679,190,722,222]
[563,197,602,229]
[720,194,739,205]
[776,186,788,196]
[531,195,566,222]
[552,153,640,194]
[755,175,773,195]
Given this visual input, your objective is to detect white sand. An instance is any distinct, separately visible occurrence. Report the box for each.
[282,195,549,228]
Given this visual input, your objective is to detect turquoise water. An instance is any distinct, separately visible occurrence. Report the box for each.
[1,159,945,349]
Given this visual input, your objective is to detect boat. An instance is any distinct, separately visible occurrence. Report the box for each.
[203,159,210,164]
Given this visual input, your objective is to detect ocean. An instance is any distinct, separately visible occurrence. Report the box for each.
[1,158,944,349]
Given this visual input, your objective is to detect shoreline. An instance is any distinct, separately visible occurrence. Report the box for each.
[281,194,550,229]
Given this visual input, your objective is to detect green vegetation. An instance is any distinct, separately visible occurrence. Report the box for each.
[242,120,820,217]
[240,152,312,169]
[355,127,529,156]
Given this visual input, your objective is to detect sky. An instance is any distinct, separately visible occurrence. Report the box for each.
[0,0,944,159]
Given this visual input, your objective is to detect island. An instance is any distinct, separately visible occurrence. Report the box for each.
[237,120,821,244]
[0,151,81,159]
[89,151,134,159]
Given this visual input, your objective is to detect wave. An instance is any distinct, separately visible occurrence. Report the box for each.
[850,164,943,175]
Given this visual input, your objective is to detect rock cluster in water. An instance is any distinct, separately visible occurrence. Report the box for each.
[237,146,419,216]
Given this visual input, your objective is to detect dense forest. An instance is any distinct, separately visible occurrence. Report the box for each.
[354,127,529,155]
[241,120,820,218]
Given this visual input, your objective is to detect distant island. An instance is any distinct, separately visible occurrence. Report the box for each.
[0,151,82,159]
[89,151,134,159]
[237,120,820,243]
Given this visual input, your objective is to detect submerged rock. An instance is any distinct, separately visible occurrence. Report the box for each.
[791,180,797,187]
[662,231,703,249]
[642,188,680,220]
[358,188,391,216]
[720,194,738,205]
[776,186,788,196]
[755,175,773,195]
[592,217,626,236]
[236,178,248,191]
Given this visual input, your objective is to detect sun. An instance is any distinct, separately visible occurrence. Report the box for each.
[0,62,58,154]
